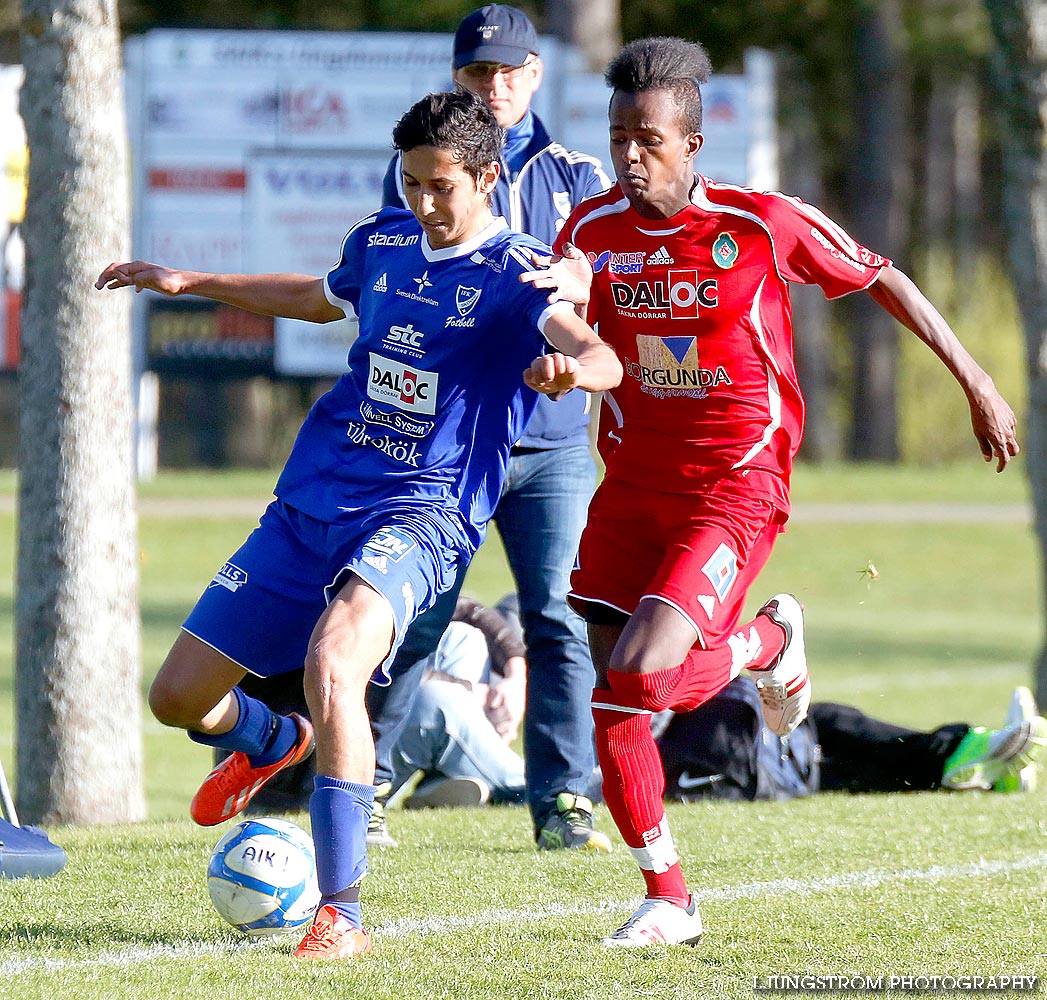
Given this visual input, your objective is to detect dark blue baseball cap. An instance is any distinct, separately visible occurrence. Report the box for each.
[453,5,539,69]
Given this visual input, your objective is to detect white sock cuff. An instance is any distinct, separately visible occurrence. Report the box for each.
[627,815,679,873]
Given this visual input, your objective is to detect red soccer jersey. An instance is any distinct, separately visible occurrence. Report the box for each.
[555,175,891,508]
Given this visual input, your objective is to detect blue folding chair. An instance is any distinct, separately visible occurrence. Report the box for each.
[0,760,67,879]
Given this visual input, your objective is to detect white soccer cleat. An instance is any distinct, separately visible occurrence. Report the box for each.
[601,896,703,948]
[750,594,811,736]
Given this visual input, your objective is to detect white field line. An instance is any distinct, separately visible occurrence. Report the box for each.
[1,851,1044,976]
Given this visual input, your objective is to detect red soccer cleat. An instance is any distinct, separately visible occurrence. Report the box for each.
[293,904,373,960]
[190,713,315,827]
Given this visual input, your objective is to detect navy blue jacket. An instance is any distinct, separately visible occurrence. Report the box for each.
[383,112,610,450]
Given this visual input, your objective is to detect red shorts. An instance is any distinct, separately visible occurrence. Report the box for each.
[570,473,787,648]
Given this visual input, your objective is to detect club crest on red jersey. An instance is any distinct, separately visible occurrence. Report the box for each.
[712,232,739,269]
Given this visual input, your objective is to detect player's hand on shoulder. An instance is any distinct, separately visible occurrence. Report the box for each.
[969,381,1020,472]
[524,352,581,397]
[518,242,592,307]
[95,260,186,296]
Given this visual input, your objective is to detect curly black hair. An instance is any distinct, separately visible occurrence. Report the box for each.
[392,90,505,181]
[605,37,713,133]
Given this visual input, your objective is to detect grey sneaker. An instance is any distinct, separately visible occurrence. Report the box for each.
[537,793,612,852]
[367,785,397,848]
[404,776,491,809]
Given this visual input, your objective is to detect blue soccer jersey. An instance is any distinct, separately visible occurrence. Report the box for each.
[274,207,573,554]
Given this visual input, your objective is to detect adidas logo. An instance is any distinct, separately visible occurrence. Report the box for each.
[646,246,675,266]
[373,273,388,293]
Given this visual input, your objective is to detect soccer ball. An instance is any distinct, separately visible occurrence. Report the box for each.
[207,818,320,937]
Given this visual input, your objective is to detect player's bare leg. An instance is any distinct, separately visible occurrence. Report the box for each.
[149,631,248,734]
[151,633,316,827]
[294,575,393,960]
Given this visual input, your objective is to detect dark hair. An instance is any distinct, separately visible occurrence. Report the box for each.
[605,37,712,133]
[392,90,505,181]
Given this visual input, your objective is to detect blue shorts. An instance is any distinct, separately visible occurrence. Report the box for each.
[182,499,467,685]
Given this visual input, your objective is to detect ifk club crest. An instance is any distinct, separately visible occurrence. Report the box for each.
[712,232,739,269]
[456,285,482,316]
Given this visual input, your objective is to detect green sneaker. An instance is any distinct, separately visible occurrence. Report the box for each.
[367,783,398,848]
[994,687,1041,793]
[942,716,1047,791]
[537,793,612,852]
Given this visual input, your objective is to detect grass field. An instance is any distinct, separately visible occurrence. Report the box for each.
[0,463,1045,998]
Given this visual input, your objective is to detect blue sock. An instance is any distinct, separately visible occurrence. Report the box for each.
[188,687,294,762]
[247,712,299,768]
[310,775,374,930]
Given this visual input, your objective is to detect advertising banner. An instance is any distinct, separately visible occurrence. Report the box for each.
[246,149,390,376]
[121,30,774,378]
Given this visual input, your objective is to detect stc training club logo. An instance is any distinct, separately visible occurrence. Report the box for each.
[610,270,719,320]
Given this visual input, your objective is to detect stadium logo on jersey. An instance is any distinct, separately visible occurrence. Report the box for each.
[367,232,420,248]
[702,543,738,601]
[712,232,739,269]
[360,401,431,438]
[611,272,719,320]
[588,250,644,274]
[383,322,425,357]
[368,354,438,414]
[646,246,675,266]
[627,335,732,397]
[373,273,388,293]
[209,561,248,593]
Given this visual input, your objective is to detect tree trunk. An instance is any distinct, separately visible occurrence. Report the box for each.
[847,0,910,461]
[952,73,982,287]
[17,0,144,823]
[545,0,620,73]
[986,0,1047,708]
[778,51,838,462]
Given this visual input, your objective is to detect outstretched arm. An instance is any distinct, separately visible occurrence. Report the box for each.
[95,260,345,324]
[867,265,1020,472]
[524,309,622,396]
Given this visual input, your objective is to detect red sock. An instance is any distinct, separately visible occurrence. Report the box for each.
[592,692,689,905]
[738,609,787,672]
[669,612,786,708]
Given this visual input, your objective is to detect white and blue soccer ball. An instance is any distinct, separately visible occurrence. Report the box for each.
[207,818,320,937]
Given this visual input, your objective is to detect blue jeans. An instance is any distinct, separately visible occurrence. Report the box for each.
[390,678,526,803]
[372,444,597,833]
[497,444,596,830]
